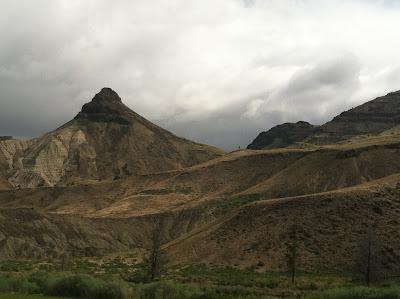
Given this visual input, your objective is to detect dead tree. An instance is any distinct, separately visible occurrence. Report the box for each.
[365,227,373,286]
[145,217,167,281]
[286,224,299,284]
[60,252,71,271]
[355,224,382,286]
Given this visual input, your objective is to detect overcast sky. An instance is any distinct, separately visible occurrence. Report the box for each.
[1,0,400,150]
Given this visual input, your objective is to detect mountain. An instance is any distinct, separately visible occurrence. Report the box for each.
[1,87,400,275]
[248,90,400,149]
[247,121,316,150]
[0,88,224,189]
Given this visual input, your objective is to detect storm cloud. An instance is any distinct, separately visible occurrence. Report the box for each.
[1,0,400,149]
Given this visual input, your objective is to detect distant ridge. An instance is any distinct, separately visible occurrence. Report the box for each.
[248,90,400,149]
[247,121,316,150]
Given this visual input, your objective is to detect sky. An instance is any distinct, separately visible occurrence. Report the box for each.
[1,0,400,150]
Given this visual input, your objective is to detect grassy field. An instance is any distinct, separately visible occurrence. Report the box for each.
[0,259,398,298]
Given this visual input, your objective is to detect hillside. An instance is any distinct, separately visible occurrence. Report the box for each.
[0,127,400,264]
[0,88,224,189]
[166,174,400,273]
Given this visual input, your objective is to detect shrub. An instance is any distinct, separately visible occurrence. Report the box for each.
[138,280,203,299]
[0,273,40,294]
[88,280,133,299]
[45,274,94,297]
[45,274,133,299]
[27,271,50,291]
[124,270,149,283]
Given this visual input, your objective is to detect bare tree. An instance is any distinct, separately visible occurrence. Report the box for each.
[60,252,71,271]
[286,224,299,284]
[355,224,382,286]
[145,217,167,281]
[365,227,373,286]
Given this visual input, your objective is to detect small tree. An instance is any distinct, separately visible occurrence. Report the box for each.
[60,252,71,271]
[355,224,382,286]
[286,224,299,284]
[145,217,167,281]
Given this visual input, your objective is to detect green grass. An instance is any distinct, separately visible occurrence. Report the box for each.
[204,194,263,216]
[0,294,70,299]
[135,280,278,299]
[303,286,400,299]
[0,261,399,298]
[170,264,348,287]
[175,264,280,287]
[0,273,133,299]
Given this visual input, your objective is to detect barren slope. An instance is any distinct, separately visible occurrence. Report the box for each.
[167,174,400,273]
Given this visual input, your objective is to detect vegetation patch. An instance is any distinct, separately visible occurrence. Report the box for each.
[0,294,70,299]
[304,286,400,299]
[0,262,399,298]
[45,274,133,299]
[204,193,263,215]
[140,186,193,195]
[0,261,35,272]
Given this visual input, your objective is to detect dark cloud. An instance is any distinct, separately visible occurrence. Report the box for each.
[1,1,400,150]
[270,54,362,124]
[160,103,285,150]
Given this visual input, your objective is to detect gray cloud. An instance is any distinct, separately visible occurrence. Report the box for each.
[1,0,400,150]
[269,54,362,124]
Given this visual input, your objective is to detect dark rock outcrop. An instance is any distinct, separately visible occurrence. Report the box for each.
[0,137,13,141]
[74,88,131,125]
[247,121,316,149]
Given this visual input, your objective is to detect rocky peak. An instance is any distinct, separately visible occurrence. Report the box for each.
[92,87,122,104]
[74,88,131,125]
